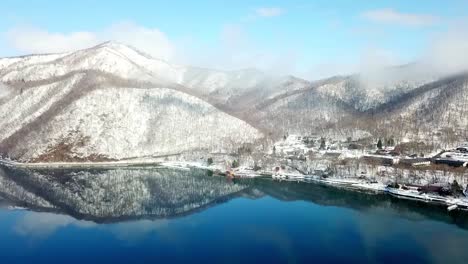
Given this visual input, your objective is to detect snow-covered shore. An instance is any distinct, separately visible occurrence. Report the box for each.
[2,157,468,213]
[0,158,162,169]
[270,173,468,211]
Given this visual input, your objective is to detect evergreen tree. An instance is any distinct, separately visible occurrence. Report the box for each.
[451,180,463,197]
[377,138,383,150]
[232,160,239,168]
[207,157,213,165]
[320,137,326,150]
[253,162,261,171]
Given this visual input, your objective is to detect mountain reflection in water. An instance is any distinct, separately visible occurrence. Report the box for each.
[0,165,251,222]
[1,165,468,264]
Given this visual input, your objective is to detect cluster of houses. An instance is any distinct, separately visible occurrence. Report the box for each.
[272,134,344,160]
[272,135,468,169]
[273,135,312,160]
[433,145,468,167]
[363,144,468,168]
[362,154,432,167]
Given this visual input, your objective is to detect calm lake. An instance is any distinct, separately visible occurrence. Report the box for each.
[1,165,468,264]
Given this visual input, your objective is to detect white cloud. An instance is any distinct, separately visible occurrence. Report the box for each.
[359,48,401,73]
[3,21,295,74]
[220,24,247,48]
[304,48,403,81]
[15,212,95,239]
[362,8,439,27]
[180,23,299,74]
[4,22,174,60]
[180,24,256,70]
[6,28,98,54]
[357,48,408,88]
[255,7,284,18]
[422,22,468,75]
[14,211,169,243]
[107,220,168,243]
[105,22,174,61]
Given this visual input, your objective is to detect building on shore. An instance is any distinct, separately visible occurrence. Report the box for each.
[433,158,467,167]
[399,158,431,167]
[361,155,399,166]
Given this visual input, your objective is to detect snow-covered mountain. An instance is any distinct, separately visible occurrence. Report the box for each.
[180,67,311,111]
[0,41,310,107]
[366,73,468,144]
[0,41,318,161]
[0,70,262,161]
[251,68,468,145]
[0,42,180,83]
[1,41,467,160]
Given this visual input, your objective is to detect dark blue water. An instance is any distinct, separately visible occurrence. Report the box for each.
[1,166,468,264]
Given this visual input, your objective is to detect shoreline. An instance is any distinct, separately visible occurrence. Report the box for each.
[0,159,164,169]
[2,158,468,213]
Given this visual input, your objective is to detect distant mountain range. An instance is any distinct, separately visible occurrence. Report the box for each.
[0,41,467,161]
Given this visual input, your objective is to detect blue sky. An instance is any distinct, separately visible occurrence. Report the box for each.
[1,0,468,79]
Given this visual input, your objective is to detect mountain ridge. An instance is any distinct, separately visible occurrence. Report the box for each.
[0,68,263,161]
[1,41,468,160]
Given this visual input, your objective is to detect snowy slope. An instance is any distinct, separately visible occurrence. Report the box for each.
[0,72,262,161]
[0,82,12,99]
[0,42,311,107]
[1,41,467,155]
[250,74,434,135]
[252,87,355,136]
[313,75,435,111]
[0,42,182,83]
[17,87,261,161]
[251,68,468,143]
[0,74,84,144]
[180,68,310,108]
[368,74,468,144]
[0,42,442,112]
[0,52,70,72]
[0,42,270,162]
